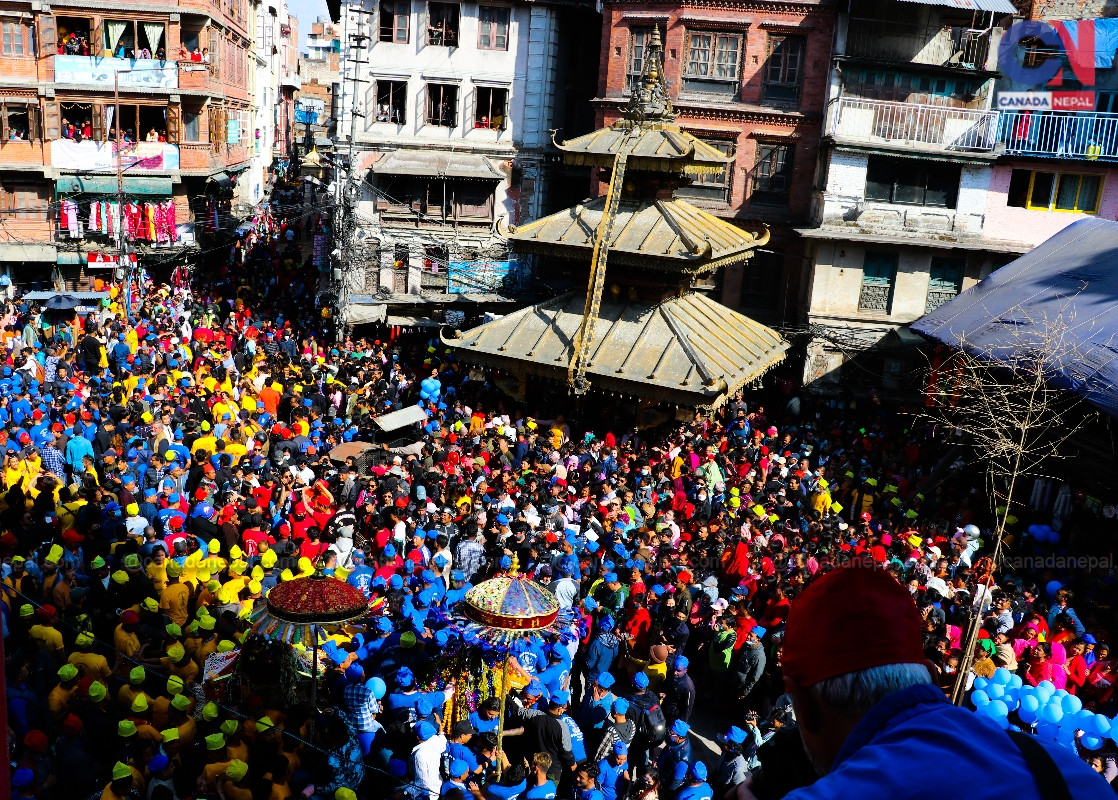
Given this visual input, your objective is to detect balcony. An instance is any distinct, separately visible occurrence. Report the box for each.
[53,55,177,90]
[844,20,991,71]
[829,97,998,153]
[178,61,222,93]
[996,110,1118,162]
[281,70,301,90]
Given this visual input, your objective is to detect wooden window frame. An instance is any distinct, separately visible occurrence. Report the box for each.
[426,82,458,128]
[762,34,805,103]
[2,20,31,56]
[379,0,410,44]
[427,2,459,47]
[477,6,510,51]
[474,86,507,130]
[682,31,743,95]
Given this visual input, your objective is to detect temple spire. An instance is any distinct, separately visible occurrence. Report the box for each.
[626,25,674,126]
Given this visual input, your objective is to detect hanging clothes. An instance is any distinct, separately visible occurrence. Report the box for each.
[145,203,156,242]
[61,200,80,237]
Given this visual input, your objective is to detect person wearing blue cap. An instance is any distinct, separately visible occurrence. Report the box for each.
[577,671,617,743]
[590,695,635,763]
[518,687,577,779]
[584,617,620,686]
[441,757,472,798]
[384,667,455,731]
[656,719,692,782]
[342,664,382,755]
[731,626,768,715]
[676,761,712,800]
[712,724,751,798]
[597,739,629,800]
[553,685,588,768]
[625,668,667,767]
[662,655,695,724]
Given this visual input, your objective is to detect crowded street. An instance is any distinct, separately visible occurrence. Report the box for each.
[2,201,1116,800]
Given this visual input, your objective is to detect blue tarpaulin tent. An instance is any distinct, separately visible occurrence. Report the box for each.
[912,217,1118,418]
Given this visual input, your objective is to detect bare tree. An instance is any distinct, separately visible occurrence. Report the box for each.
[917,303,1101,704]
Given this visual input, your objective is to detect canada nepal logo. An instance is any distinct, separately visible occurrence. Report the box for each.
[997,20,1100,112]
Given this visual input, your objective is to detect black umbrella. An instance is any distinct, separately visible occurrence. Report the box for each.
[43,294,80,311]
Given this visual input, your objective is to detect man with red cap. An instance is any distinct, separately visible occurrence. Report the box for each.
[738,563,1108,800]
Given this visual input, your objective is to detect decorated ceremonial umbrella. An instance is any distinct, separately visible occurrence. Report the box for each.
[457,561,577,776]
[249,568,371,712]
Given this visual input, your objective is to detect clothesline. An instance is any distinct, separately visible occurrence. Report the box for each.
[59,198,178,244]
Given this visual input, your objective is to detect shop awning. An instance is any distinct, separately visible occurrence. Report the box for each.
[373,405,428,432]
[897,0,1016,13]
[371,150,504,180]
[56,176,173,196]
[207,173,234,198]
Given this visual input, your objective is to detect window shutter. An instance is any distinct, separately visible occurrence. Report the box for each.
[43,101,60,140]
[418,1,428,46]
[37,15,56,57]
[167,104,181,143]
[29,104,41,140]
[91,103,103,141]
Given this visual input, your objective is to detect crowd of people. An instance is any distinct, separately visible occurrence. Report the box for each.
[1,209,1116,800]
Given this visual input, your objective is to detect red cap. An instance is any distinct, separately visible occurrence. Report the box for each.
[24,729,48,752]
[783,563,925,687]
[39,604,57,618]
[62,529,84,544]
[62,713,84,735]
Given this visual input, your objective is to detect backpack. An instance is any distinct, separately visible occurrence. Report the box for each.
[639,701,668,744]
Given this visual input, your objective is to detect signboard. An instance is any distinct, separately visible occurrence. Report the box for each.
[87,252,138,268]
[52,140,180,172]
[999,19,1116,89]
[54,55,177,89]
[447,260,524,294]
[227,119,241,145]
[997,91,1095,111]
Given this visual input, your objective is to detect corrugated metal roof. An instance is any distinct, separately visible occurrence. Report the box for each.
[371,150,504,180]
[897,0,1016,12]
[445,292,788,408]
[556,123,731,173]
[508,197,767,272]
[374,405,428,432]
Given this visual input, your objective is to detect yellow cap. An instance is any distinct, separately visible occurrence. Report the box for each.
[166,675,185,695]
[250,565,264,581]
[208,539,221,553]
[19,604,34,618]
[45,544,64,564]
[76,631,95,647]
[257,716,275,731]
[58,663,79,681]
[260,550,277,568]
[218,639,236,653]
[280,568,295,582]
[247,580,262,595]
[229,545,243,559]
[88,681,108,702]
[171,694,192,711]
[199,616,216,631]
[112,570,129,585]
[130,666,146,684]
[126,503,140,516]
[204,732,225,750]
[226,759,249,782]
[220,719,239,736]
[166,561,182,577]
[118,720,138,737]
[203,702,219,721]
[298,557,313,575]
[142,597,159,612]
[161,728,180,742]
[131,694,149,713]
[112,762,133,781]
[337,790,358,800]
[166,643,186,661]
[141,412,153,423]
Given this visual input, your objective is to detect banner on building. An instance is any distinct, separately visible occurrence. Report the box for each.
[447,260,524,294]
[52,140,180,172]
[54,56,178,89]
[87,252,138,268]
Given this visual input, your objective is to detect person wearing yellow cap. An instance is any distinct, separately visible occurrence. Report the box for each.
[337,789,358,800]
[163,641,200,684]
[221,759,252,800]
[117,665,151,712]
[68,630,111,681]
[194,615,219,667]
[152,675,187,730]
[200,733,232,789]
[167,695,198,749]
[49,662,80,721]
[222,718,249,762]
[88,680,109,704]
[104,761,136,800]
[158,557,190,627]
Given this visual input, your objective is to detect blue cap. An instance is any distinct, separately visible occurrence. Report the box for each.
[603,572,619,583]
[389,574,403,589]
[722,726,748,745]
[433,554,448,568]
[416,720,436,741]
[148,754,169,772]
[612,697,629,714]
[449,759,470,778]
[525,679,544,697]
[596,672,615,689]
[689,762,707,781]
[599,616,615,632]
[584,597,598,611]
[417,589,433,606]
[585,541,600,553]
[376,616,393,632]
[613,741,629,755]
[345,665,364,682]
[451,570,465,581]
[417,698,434,717]
[751,626,767,639]
[675,656,689,671]
[499,555,512,569]
[396,667,415,688]
[421,569,437,583]
[671,719,691,737]
[551,690,570,706]
[383,543,396,557]
[633,672,649,688]
[496,514,509,525]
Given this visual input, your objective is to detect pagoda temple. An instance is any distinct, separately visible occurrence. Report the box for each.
[444,29,788,411]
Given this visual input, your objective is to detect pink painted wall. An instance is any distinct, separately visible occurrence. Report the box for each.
[984,162,1118,249]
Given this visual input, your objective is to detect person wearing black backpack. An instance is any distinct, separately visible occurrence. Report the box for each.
[625,672,667,767]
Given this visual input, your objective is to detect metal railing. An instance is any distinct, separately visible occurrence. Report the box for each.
[996,110,1118,162]
[830,97,998,152]
[844,21,990,70]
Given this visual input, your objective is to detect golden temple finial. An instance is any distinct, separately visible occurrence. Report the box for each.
[626,24,674,126]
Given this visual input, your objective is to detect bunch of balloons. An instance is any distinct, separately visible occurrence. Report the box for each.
[419,375,442,404]
[970,668,1114,750]
[1025,524,1060,544]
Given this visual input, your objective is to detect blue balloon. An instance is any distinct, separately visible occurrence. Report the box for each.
[1027,524,1041,536]
[1077,711,1098,735]
[1056,727,1077,747]
[1036,721,1059,740]
[368,676,387,699]
[987,684,1005,700]
[1096,715,1112,737]
[1020,695,1041,714]
[1041,704,1064,724]
[1008,674,1024,690]
[971,690,991,707]
[993,668,1013,685]
[973,677,990,691]
[990,700,1010,718]
[1061,694,1083,714]
[1037,680,1056,696]
[1046,580,1063,597]
[1080,734,1104,750]
[1034,529,1049,543]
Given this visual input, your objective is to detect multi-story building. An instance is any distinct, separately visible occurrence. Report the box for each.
[797,2,1118,392]
[298,19,343,145]
[248,0,298,206]
[337,0,600,328]
[594,0,837,325]
[0,0,256,289]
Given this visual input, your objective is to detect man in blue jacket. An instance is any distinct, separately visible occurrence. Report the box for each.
[738,564,1109,800]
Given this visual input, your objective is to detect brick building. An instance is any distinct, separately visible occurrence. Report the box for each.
[0,0,258,289]
[594,0,837,324]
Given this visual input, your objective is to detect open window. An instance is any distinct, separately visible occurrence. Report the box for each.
[59,102,96,141]
[375,80,407,124]
[427,3,459,47]
[380,0,410,43]
[426,83,458,128]
[477,6,510,50]
[474,86,507,130]
[1,103,40,141]
[182,104,203,141]
[104,20,167,59]
[55,17,93,55]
